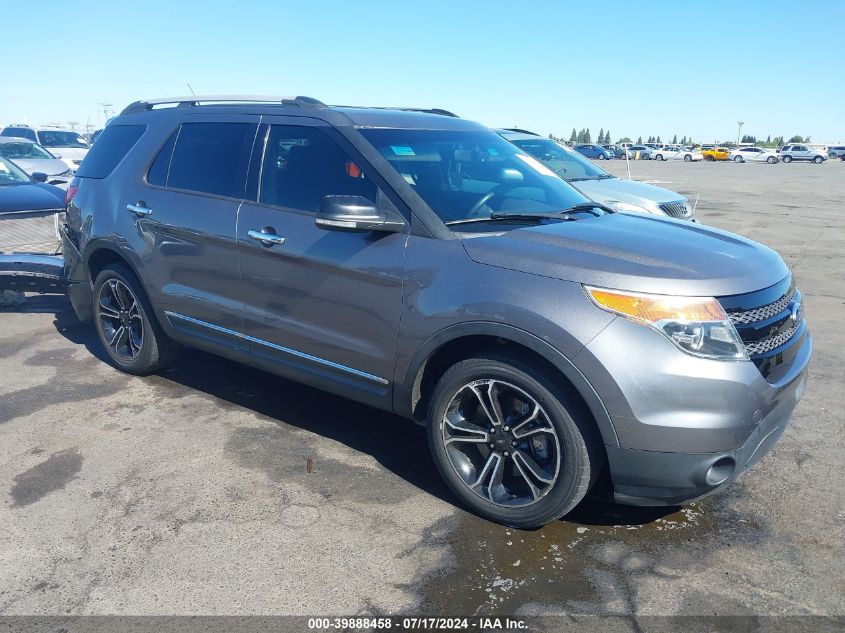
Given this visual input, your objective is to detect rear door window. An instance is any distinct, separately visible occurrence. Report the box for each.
[75,125,146,179]
[165,122,257,198]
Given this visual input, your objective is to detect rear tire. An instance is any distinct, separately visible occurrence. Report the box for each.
[92,264,175,375]
[684,154,692,162]
[767,156,777,164]
[655,154,663,161]
[597,154,605,160]
[734,156,743,163]
[783,155,793,163]
[427,353,600,528]
[812,156,824,164]
[705,154,714,161]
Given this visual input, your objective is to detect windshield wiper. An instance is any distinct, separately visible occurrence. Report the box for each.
[445,203,613,227]
[445,212,570,226]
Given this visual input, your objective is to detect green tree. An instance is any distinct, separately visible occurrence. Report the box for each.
[597,128,604,145]
[656,135,662,144]
[681,135,687,145]
[584,128,591,143]
[569,128,577,143]
[637,136,643,144]
[672,134,678,144]
[605,130,611,145]
[788,135,804,143]
[618,136,631,143]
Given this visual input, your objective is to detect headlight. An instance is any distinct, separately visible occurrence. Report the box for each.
[604,200,654,215]
[60,169,73,177]
[585,286,748,360]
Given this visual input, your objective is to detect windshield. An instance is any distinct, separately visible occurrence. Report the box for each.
[0,141,55,161]
[360,129,589,224]
[37,131,90,148]
[509,138,611,181]
[0,156,32,185]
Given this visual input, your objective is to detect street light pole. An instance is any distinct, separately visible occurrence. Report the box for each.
[737,121,744,146]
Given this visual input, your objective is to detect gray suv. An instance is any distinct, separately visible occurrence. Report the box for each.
[62,96,811,528]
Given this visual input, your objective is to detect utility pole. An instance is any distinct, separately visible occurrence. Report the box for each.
[736,121,744,146]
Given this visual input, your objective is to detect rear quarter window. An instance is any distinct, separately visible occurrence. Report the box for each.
[75,125,146,179]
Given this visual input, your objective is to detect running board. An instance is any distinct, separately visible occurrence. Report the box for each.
[0,254,66,294]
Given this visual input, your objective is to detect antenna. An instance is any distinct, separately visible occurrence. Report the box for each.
[187,83,197,97]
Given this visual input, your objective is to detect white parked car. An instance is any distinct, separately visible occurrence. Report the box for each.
[0,125,91,172]
[0,137,73,187]
[779,144,827,163]
[729,147,779,163]
[653,146,703,162]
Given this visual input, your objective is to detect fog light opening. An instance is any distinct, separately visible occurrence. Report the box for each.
[706,457,736,486]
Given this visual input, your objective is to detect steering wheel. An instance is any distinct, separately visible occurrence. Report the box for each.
[468,182,522,216]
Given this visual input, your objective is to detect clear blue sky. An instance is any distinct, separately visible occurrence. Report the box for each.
[2,0,843,143]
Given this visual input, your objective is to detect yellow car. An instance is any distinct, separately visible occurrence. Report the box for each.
[701,147,731,161]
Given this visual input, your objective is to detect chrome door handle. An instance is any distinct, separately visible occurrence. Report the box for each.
[126,203,153,217]
[248,229,286,246]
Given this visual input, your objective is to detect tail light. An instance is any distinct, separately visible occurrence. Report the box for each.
[65,179,79,206]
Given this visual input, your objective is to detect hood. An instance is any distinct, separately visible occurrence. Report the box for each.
[461,213,788,297]
[9,158,70,177]
[0,182,66,213]
[571,177,684,205]
[47,147,88,161]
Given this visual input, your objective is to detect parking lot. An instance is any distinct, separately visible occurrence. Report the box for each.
[0,160,843,623]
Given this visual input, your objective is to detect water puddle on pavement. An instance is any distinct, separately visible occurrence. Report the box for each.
[419,494,748,616]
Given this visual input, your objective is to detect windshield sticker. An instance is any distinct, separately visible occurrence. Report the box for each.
[487,147,499,156]
[516,153,557,177]
[391,145,416,157]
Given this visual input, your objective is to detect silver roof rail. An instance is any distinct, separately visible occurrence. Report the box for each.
[120,95,324,115]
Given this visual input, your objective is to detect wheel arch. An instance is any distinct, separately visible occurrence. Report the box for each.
[84,242,161,324]
[85,242,138,283]
[396,322,619,448]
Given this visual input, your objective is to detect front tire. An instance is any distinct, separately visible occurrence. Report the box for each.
[92,264,175,375]
[684,154,692,162]
[783,155,793,163]
[655,154,663,161]
[705,155,715,161]
[767,156,777,164]
[813,156,824,163]
[427,354,599,528]
[597,154,606,160]
[734,155,743,163]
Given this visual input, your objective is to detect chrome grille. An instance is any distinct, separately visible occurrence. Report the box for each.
[0,212,63,254]
[744,322,801,355]
[728,287,796,324]
[659,201,689,218]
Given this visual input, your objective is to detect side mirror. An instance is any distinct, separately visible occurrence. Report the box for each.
[316,195,403,232]
[52,153,63,159]
[31,172,48,183]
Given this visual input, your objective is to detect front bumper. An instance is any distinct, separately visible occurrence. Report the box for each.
[606,359,808,505]
[575,315,812,505]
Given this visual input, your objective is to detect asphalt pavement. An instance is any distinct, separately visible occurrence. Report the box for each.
[1,159,842,625]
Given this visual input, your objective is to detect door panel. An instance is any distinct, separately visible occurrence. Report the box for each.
[125,116,258,345]
[236,119,408,400]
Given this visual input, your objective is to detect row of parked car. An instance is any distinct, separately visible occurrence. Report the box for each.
[573,140,842,163]
[0,124,92,187]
